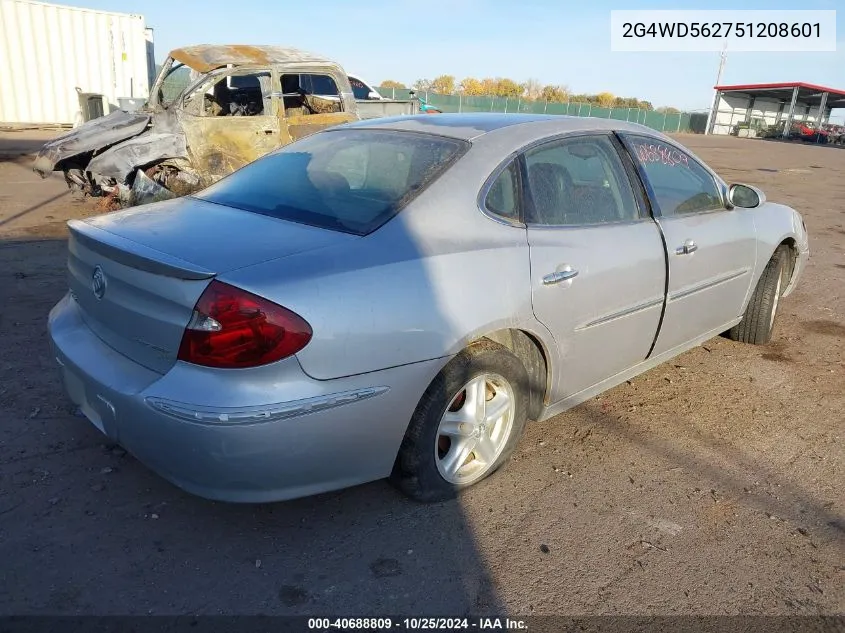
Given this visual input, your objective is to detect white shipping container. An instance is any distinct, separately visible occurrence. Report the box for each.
[0,0,153,125]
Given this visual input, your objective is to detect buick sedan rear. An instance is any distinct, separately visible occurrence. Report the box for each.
[48,114,809,502]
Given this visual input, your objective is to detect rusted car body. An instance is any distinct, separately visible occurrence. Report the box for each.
[33,45,361,203]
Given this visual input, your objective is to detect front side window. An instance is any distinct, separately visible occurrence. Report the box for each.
[195,130,468,235]
[156,60,192,108]
[523,135,639,225]
[626,136,723,216]
[185,71,271,117]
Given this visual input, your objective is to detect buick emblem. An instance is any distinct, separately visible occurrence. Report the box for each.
[91,266,107,300]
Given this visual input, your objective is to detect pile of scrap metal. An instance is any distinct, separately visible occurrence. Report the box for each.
[33,44,359,208]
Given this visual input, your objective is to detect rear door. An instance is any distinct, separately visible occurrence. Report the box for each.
[620,134,757,356]
[521,133,667,400]
[280,72,356,142]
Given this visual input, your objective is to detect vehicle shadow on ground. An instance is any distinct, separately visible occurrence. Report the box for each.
[0,191,71,229]
[0,229,506,617]
[0,135,56,163]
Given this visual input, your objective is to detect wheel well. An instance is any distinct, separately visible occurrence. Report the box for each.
[475,329,549,421]
[778,238,798,286]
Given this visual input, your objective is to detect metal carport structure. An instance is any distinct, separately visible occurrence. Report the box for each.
[705,82,845,138]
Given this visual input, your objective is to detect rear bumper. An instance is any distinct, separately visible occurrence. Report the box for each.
[48,293,445,502]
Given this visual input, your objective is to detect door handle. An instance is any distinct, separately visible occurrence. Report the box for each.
[542,266,579,285]
[675,239,698,255]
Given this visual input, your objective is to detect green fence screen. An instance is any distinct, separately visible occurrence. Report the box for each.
[376,87,706,134]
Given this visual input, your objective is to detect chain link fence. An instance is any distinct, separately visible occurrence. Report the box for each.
[378,88,709,134]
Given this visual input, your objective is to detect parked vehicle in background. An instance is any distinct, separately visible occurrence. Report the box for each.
[792,122,829,144]
[33,45,381,206]
[409,90,443,114]
[349,74,420,120]
[733,117,766,138]
[825,124,844,145]
[763,120,832,144]
[348,74,385,100]
[47,114,808,504]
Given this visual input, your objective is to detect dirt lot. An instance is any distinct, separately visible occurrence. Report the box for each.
[0,129,842,617]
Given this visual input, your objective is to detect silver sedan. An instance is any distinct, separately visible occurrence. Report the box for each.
[48,114,809,503]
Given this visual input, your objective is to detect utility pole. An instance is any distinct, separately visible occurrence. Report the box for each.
[705,44,728,135]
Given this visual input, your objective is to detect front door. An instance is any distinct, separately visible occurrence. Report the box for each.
[621,134,757,356]
[523,134,667,400]
[180,69,281,180]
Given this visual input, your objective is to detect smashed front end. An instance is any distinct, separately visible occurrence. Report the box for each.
[32,106,200,208]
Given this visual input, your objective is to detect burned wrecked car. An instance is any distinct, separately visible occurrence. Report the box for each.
[33,45,359,205]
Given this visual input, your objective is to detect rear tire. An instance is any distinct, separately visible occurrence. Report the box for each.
[727,246,789,345]
[390,340,529,502]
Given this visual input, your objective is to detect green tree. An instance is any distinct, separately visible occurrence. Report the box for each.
[495,78,522,98]
[430,74,456,95]
[459,77,485,96]
[480,78,498,96]
[596,92,615,108]
[541,85,569,103]
[656,106,679,114]
[379,79,406,89]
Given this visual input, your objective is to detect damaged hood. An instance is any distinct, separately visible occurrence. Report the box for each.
[33,109,152,175]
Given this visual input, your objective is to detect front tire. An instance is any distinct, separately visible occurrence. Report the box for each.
[727,246,789,345]
[390,340,529,502]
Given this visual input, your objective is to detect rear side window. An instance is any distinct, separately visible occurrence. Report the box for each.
[195,129,468,235]
[523,135,639,225]
[301,74,340,96]
[484,161,520,221]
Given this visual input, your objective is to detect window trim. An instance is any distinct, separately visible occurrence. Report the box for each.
[518,132,652,229]
[617,132,728,218]
[477,153,526,227]
[609,133,654,221]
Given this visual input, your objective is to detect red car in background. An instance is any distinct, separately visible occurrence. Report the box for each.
[791,122,829,144]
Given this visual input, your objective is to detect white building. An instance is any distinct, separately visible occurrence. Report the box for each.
[706,82,845,137]
[0,0,154,125]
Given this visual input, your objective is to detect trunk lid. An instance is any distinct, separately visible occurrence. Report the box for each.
[67,197,356,373]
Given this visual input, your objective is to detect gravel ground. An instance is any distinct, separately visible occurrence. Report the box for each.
[0,130,842,617]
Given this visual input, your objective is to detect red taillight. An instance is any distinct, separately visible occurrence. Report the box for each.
[177,280,312,369]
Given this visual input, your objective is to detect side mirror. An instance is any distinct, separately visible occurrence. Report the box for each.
[728,183,766,209]
[367,91,381,100]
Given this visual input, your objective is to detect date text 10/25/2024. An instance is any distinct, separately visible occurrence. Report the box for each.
[307,618,529,631]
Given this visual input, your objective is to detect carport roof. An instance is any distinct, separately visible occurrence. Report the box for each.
[714,82,845,109]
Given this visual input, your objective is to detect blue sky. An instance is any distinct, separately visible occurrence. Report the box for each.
[68,0,843,112]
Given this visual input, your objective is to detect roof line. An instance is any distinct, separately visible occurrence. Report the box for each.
[714,82,845,98]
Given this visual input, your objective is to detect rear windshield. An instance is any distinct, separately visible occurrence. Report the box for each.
[195,129,468,235]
